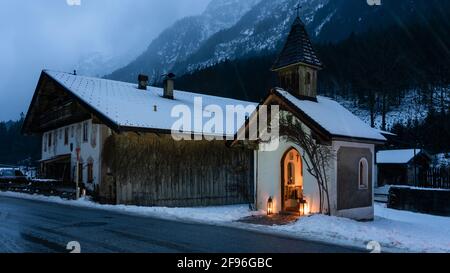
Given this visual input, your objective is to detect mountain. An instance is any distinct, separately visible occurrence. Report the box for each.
[172,0,450,132]
[313,0,450,42]
[172,0,328,74]
[174,0,450,74]
[75,52,134,77]
[0,117,41,165]
[106,0,261,83]
[107,0,450,84]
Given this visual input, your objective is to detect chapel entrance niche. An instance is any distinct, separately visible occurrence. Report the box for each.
[281,148,304,213]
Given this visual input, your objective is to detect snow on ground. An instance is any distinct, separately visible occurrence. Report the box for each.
[268,204,450,253]
[390,185,450,192]
[0,191,259,224]
[2,191,450,253]
[374,185,391,195]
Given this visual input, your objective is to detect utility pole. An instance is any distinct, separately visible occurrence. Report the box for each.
[75,147,81,200]
[414,145,417,187]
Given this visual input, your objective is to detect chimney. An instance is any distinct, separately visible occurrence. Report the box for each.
[163,73,175,99]
[138,74,149,90]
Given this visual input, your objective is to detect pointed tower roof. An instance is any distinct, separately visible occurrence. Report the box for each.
[272,16,323,71]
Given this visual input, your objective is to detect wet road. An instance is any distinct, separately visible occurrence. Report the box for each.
[0,196,362,253]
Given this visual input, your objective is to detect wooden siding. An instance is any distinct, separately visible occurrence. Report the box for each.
[101,133,254,207]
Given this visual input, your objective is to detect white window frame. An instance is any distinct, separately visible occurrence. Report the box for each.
[358,157,369,190]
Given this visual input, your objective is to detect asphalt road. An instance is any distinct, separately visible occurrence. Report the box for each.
[0,196,362,253]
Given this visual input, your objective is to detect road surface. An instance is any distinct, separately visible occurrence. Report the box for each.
[0,195,362,253]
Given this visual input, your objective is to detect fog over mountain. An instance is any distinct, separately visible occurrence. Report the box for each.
[0,0,211,121]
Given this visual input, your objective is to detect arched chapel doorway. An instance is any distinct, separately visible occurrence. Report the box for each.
[281,148,304,213]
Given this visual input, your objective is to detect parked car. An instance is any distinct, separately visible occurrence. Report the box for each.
[0,168,29,184]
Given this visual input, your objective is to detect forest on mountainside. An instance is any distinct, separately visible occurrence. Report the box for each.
[3,1,450,165]
[0,114,41,166]
[173,17,450,153]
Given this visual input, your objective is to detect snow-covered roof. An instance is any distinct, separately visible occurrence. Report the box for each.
[44,70,257,136]
[377,149,423,164]
[274,89,386,142]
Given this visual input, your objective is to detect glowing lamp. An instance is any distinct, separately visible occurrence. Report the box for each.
[267,197,274,215]
[299,199,309,216]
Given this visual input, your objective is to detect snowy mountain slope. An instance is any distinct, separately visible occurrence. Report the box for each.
[108,0,450,85]
[336,87,450,130]
[107,0,261,82]
[174,0,450,75]
[313,0,450,42]
[174,0,328,74]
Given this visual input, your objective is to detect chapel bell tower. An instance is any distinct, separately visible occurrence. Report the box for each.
[272,12,323,101]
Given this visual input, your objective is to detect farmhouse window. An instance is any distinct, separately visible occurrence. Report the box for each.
[43,135,47,152]
[64,127,69,145]
[83,122,89,143]
[78,163,83,183]
[48,132,52,148]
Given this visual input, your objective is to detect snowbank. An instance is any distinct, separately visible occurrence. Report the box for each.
[265,204,450,253]
[375,185,391,195]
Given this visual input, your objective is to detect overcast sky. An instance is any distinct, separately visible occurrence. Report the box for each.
[0,0,211,121]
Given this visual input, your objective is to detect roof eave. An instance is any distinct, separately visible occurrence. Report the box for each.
[21,70,47,136]
[25,70,122,135]
[271,61,324,72]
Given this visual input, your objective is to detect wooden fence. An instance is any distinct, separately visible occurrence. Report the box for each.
[388,186,450,216]
[418,167,450,189]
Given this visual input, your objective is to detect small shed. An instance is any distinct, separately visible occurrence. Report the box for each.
[376,149,432,186]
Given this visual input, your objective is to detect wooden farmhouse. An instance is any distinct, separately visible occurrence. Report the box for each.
[376,149,432,187]
[22,15,386,220]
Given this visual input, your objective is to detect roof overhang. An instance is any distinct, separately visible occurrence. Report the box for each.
[23,70,251,138]
[22,71,121,135]
[39,154,71,164]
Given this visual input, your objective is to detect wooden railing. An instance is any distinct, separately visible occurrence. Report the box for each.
[39,103,73,128]
[418,167,450,189]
